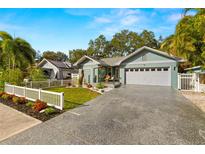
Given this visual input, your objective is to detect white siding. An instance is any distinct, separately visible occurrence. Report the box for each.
[41,62,59,79]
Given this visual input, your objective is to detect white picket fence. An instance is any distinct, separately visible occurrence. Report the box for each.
[178,73,200,92]
[71,73,79,79]
[4,83,64,110]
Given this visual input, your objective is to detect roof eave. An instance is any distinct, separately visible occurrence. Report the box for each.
[38,58,60,70]
[74,55,101,66]
[177,59,187,63]
[117,46,183,65]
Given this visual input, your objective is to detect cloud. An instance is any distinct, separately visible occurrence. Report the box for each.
[89,9,145,37]
[0,23,22,30]
[168,13,182,22]
[186,10,197,16]
[64,8,104,17]
[120,15,139,26]
[116,8,140,16]
[94,17,112,23]
[86,8,182,39]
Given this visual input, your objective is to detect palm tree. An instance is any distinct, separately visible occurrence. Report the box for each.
[161,9,205,67]
[0,31,36,70]
[160,35,176,55]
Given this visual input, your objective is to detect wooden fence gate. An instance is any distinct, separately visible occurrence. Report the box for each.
[178,73,200,91]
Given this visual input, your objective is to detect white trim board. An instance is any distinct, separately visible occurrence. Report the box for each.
[124,60,176,65]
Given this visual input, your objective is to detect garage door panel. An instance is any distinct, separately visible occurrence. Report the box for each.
[126,67,171,86]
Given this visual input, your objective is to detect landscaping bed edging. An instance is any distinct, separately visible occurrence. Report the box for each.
[0,98,64,122]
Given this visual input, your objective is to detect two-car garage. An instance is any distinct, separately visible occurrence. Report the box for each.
[125,67,171,86]
[116,46,181,89]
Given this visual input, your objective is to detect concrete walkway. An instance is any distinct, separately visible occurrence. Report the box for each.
[0,103,41,142]
[1,85,205,144]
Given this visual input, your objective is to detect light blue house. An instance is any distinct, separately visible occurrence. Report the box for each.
[74,46,184,89]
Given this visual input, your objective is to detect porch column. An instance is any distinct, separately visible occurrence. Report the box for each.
[111,67,114,79]
[96,68,99,83]
[119,67,125,84]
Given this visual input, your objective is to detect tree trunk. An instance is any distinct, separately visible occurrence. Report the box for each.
[78,70,84,87]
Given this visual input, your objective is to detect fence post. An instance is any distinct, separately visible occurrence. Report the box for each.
[178,74,181,89]
[13,85,15,94]
[48,79,51,88]
[61,80,63,86]
[24,86,26,97]
[197,73,200,92]
[194,73,197,92]
[30,81,32,88]
[60,92,64,110]
[39,88,41,100]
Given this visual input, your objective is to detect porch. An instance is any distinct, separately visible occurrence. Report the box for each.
[81,65,121,89]
[97,66,120,83]
[42,68,56,79]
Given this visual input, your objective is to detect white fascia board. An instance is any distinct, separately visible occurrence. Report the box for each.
[123,60,176,65]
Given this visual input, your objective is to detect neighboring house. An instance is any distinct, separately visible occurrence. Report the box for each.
[74,46,184,89]
[38,58,77,80]
[184,66,204,73]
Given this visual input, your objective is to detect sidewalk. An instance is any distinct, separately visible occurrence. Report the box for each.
[0,103,41,142]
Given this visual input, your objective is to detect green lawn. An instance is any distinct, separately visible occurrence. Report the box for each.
[0,81,4,92]
[47,87,100,110]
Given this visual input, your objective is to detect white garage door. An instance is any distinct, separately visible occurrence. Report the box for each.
[125,67,171,86]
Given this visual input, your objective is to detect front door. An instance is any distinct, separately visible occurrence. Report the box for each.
[84,69,91,83]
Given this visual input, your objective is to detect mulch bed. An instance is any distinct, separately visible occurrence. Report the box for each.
[0,98,64,122]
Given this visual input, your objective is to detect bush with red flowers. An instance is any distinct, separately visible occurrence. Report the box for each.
[0,92,5,97]
[32,99,47,112]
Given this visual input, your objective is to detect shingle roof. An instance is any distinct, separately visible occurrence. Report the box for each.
[47,59,71,69]
[89,56,109,66]
[75,46,185,67]
[116,46,186,65]
[101,57,125,66]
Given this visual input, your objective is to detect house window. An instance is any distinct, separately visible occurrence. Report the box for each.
[157,68,162,71]
[135,68,139,72]
[130,68,134,72]
[145,68,150,71]
[163,68,169,71]
[140,68,144,71]
[151,68,155,71]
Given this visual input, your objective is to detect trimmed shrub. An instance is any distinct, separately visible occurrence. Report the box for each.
[19,97,27,104]
[26,101,34,107]
[32,99,47,112]
[29,68,47,81]
[1,93,13,100]
[12,96,21,103]
[96,82,105,89]
[44,107,57,115]
[86,84,92,88]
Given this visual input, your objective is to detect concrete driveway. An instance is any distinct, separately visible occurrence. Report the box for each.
[1,85,205,144]
[0,103,41,142]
